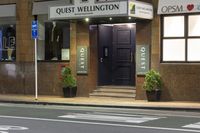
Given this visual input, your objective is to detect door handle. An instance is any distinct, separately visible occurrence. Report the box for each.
[131,52,133,63]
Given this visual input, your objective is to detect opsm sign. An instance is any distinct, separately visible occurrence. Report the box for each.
[158,0,200,14]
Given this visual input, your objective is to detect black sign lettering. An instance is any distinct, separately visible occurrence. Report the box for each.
[56,4,120,15]
[56,7,75,15]
[161,5,183,13]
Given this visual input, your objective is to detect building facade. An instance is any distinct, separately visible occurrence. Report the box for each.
[0,0,200,101]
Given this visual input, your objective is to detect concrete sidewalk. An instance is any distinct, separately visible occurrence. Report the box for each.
[0,94,200,111]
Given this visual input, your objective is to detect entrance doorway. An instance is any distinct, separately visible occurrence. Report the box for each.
[98,24,136,86]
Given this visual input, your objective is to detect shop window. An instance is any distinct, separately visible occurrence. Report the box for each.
[0,24,16,61]
[188,15,200,36]
[37,20,70,61]
[161,14,200,62]
[163,39,185,61]
[164,16,184,37]
[187,39,200,61]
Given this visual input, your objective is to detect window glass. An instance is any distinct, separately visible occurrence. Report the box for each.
[45,21,70,61]
[0,24,16,61]
[188,15,200,36]
[164,16,184,37]
[188,39,200,61]
[37,20,45,60]
[37,18,70,61]
[163,39,185,61]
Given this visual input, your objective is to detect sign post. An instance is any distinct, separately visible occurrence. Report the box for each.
[32,20,38,100]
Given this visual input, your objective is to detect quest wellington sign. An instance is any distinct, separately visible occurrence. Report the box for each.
[158,0,200,14]
[49,0,153,20]
[49,1,127,19]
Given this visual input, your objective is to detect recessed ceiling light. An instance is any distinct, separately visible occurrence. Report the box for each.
[85,18,89,22]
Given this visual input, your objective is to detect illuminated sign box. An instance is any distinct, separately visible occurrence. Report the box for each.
[49,0,153,20]
[158,0,200,14]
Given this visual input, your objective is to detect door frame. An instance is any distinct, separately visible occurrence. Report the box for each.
[96,23,136,86]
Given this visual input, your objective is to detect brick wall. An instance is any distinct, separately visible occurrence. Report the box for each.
[135,21,152,100]
[16,0,34,62]
[76,22,97,96]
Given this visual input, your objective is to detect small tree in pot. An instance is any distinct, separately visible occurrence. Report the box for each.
[143,69,162,101]
[61,67,77,97]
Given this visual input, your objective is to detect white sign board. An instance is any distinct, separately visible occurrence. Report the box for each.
[77,46,88,74]
[62,48,70,60]
[49,1,127,20]
[136,45,150,75]
[129,1,153,20]
[158,0,200,14]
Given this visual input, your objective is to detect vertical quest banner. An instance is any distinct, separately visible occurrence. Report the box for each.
[77,46,88,74]
[136,45,150,75]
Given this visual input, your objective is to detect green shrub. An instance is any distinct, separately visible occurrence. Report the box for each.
[61,67,76,88]
[143,69,162,92]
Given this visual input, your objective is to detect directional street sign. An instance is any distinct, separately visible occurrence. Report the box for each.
[32,20,38,39]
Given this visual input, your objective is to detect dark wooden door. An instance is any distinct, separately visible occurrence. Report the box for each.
[112,24,135,86]
[98,25,113,85]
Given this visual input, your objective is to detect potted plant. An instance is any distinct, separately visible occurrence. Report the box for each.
[61,67,77,97]
[143,69,162,101]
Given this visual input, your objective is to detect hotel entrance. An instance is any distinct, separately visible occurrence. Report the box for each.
[94,23,136,86]
[46,0,153,97]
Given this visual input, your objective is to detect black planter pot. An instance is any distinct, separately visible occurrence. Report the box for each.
[146,90,161,101]
[63,87,77,98]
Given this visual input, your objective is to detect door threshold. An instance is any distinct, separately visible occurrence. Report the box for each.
[97,85,135,89]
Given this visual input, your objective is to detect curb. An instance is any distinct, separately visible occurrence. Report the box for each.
[0,100,200,112]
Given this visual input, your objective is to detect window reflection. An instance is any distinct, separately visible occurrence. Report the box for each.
[164,16,184,37]
[189,15,200,36]
[37,21,70,61]
[0,24,16,61]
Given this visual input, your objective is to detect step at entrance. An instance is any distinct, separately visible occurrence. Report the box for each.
[90,86,136,99]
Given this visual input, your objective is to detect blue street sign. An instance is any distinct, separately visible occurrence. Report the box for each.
[32,20,38,39]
